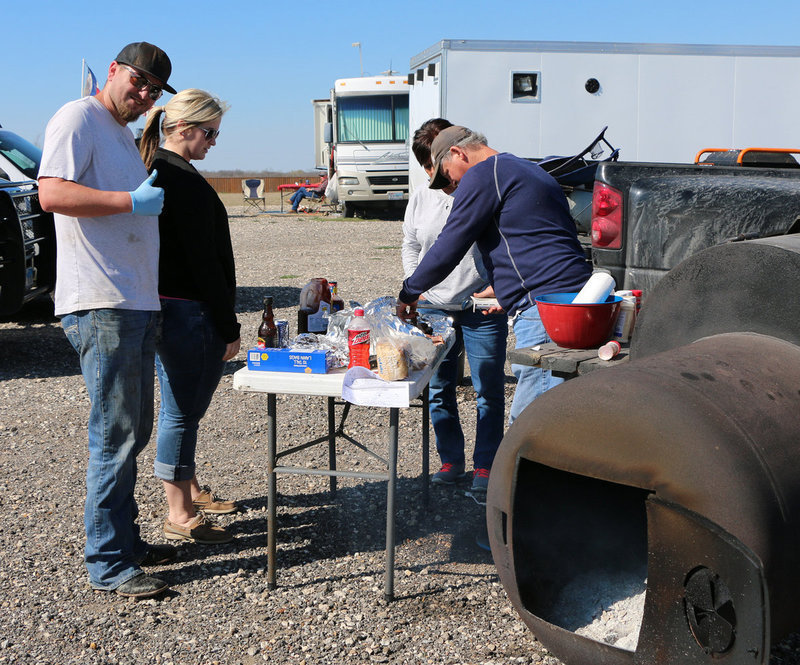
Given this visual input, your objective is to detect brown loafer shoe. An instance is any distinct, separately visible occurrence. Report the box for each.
[192,487,237,514]
[163,513,233,545]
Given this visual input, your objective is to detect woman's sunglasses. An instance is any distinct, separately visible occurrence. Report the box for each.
[199,127,221,142]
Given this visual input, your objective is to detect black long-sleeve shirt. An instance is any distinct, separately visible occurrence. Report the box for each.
[151,148,240,343]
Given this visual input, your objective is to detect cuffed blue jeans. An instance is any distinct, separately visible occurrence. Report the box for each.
[62,309,159,590]
[508,305,563,423]
[154,299,226,482]
[424,307,508,470]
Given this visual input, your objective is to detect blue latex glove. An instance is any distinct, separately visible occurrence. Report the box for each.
[129,171,164,215]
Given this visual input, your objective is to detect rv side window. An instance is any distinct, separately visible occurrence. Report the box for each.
[511,72,540,103]
[337,95,410,143]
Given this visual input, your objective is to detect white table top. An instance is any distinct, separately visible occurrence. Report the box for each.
[233,336,452,407]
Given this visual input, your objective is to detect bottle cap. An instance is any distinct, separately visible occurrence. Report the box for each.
[354,308,364,316]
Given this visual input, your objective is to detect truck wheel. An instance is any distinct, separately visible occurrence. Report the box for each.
[342,202,356,218]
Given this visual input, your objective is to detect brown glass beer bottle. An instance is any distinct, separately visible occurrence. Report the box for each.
[257,296,278,348]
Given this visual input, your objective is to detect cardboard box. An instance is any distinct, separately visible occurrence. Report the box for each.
[247,348,330,374]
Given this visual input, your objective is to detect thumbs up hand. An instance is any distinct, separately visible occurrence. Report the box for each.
[129,170,164,215]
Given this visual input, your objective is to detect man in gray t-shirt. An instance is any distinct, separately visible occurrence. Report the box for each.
[39,42,176,600]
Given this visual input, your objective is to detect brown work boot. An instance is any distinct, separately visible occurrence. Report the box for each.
[192,487,238,514]
[163,513,233,545]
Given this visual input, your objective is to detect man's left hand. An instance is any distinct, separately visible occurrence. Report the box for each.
[396,297,418,322]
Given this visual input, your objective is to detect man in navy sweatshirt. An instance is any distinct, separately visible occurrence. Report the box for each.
[397,125,591,427]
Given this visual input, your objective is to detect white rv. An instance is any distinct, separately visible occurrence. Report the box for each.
[408,39,800,191]
[313,75,410,217]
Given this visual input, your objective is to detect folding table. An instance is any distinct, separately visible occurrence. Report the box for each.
[232,341,451,600]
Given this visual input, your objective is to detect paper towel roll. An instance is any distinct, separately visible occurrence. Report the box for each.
[572,271,616,304]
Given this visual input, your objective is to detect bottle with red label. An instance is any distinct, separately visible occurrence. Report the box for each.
[347,308,371,369]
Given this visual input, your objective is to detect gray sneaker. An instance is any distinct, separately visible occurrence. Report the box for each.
[471,468,490,492]
[431,462,467,485]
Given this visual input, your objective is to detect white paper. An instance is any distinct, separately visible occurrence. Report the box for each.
[341,366,411,407]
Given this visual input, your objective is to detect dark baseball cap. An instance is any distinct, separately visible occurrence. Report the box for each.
[429,125,471,189]
[115,42,176,94]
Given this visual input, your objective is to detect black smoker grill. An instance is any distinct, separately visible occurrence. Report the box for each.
[487,236,800,665]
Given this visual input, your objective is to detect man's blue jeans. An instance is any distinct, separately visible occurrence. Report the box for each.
[509,305,563,423]
[424,307,508,470]
[154,299,226,481]
[61,309,159,590]
[289,188,309,210]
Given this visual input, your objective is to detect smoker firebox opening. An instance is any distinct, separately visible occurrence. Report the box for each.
[512,458,650,651]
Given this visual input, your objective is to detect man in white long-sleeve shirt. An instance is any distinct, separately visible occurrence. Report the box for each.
[401,118,508,494]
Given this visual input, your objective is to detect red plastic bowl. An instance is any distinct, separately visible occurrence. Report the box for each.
[535,292,622,349]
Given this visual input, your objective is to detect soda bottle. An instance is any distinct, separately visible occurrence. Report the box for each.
[329,281,344,312]
[347,308,371,369]
[257,296,278,348]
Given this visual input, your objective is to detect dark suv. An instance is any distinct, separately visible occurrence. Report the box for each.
[0,128,56,315]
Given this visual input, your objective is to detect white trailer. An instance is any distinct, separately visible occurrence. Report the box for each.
[408,39,800,191]
[314,75,410,217]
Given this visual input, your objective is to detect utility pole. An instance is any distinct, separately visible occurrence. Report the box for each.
[352,42,363,77]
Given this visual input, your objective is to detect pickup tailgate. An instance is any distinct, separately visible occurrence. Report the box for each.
[593,162,800,292]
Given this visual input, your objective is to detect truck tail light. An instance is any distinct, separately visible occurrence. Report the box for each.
[591,183,623,249]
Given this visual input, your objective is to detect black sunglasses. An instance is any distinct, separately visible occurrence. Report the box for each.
[121,65,163,100]
[199,127,221,142]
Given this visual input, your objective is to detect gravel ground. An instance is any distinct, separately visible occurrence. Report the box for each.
[2,203,799,665]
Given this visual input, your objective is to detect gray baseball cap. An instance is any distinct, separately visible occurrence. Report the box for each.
[429,125,471,189]
[115,42,176,94]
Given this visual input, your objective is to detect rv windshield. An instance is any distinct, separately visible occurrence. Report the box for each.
[337,94,409,144]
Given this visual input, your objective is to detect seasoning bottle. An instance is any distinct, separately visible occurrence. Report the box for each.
[613,295,637,343]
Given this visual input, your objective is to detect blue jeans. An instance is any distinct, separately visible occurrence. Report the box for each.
[61,309,159,590]
[155,299,226,481]
[290,188,321,210]
[425,307,508,470]
[289,188,309,209]
[509,305,563,423]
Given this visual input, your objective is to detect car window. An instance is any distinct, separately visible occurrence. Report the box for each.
[0,130,42,180]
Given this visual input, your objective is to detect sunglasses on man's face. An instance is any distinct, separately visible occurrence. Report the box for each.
[199,127,221,142]
[121,65,163,100]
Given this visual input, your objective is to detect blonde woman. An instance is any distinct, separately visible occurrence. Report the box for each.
[140,89,240,545]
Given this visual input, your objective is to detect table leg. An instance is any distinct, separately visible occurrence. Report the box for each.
[421,385,430,505]
[384,407,398,602]
[267,392,277,589]
[327,396,337,496]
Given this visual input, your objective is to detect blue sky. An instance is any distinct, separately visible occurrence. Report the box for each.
[4,0,800,172]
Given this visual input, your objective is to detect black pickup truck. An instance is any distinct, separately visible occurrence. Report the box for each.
[0,129,56,316]
[589,148,800,294]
